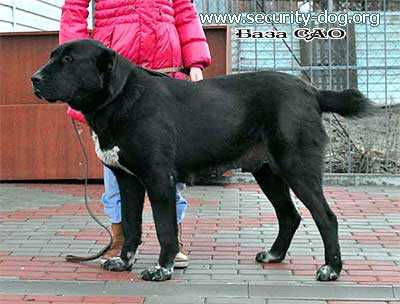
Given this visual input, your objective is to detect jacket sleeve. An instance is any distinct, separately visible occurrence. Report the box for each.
[173,0,211,69]
[59,0,90,44]
[60,0,90,122]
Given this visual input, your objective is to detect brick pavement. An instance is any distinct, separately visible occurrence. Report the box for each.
[0,183,399,303]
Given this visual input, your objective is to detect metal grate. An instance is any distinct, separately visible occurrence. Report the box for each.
[195,0,400,174]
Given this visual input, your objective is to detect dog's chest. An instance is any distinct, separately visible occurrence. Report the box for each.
[91,132,134,175]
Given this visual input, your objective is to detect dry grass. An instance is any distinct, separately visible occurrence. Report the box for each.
[324,102,400,174]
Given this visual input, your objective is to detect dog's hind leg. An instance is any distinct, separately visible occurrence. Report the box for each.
[102,169,145,272]
[253,163,301,264]
[140,172,179,282]
[280,159,342,281]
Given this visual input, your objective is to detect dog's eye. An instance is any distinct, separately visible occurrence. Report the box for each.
[62,55,73,63]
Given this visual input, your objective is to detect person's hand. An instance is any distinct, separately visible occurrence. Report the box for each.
[189,67,203,82]
[75,121,84,135]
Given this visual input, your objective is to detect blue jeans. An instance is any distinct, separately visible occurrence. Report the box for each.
[102,166,188,224]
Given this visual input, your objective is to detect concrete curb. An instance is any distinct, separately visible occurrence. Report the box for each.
[323,173,400,186]
[197,173,400,186]
[0,280,398,301]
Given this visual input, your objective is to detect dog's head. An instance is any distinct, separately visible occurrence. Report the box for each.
[31,39,125,113]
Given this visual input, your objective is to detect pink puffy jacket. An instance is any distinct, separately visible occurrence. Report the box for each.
[60,0,211,122]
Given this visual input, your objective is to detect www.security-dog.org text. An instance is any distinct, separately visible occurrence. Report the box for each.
[199,11,380,42]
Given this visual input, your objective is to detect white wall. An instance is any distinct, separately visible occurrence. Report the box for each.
[0,0,92,32]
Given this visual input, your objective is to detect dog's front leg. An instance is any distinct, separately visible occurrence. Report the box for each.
[140,172,179,282]
[102,169,145,272]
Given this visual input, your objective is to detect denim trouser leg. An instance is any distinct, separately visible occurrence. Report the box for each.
[102,166,122,224]
[101,166,188,224]
[175,182,188,224]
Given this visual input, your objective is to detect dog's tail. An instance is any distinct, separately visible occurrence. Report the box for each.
[317,88,375,118]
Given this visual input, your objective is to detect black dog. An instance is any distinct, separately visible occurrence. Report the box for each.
[32,39,372,282]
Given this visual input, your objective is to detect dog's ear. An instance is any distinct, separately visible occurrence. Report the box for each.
[96,48,116,73]
[105,51,132,101]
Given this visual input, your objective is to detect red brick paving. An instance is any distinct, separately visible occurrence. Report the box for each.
[0,298,399,304]
[15,183,400,218]
[2,184,400,286]
[0,198,217,222]
[0,295,144,303]
[0,252,139,282]
[1,249,399,285]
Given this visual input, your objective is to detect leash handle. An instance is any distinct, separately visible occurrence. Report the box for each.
[65,119,113,263]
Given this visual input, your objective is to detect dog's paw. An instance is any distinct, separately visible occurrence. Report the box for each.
[102,257,132,272]
[316,265,339,281]
[255,250,284,263]
[140,265,173,282]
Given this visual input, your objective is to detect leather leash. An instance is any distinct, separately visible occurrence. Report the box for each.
[65,119,113,262]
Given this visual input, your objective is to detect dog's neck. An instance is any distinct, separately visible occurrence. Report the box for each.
[80,57,162,149]
[83,72,148,149]
[85,106,116,151]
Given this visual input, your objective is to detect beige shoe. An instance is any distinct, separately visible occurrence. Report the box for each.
[174,223,189,268]
[99,223,124,265]
[174,251,189,268]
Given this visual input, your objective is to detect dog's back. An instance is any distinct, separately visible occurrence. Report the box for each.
[162,70,373,177]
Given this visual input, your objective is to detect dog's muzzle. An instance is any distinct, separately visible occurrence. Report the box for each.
[31,73,43,99]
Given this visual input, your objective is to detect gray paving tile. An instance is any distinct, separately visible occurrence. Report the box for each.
[105,282,248,297]
[249,283,396,300]
[267,300,326,304]
[144,296,205,304]
[207,298,265,304]
[394,286,400,299]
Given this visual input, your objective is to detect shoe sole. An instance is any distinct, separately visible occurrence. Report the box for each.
[174,261,189,269]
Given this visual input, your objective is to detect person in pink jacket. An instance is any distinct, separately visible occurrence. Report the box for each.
[60,0,211,269]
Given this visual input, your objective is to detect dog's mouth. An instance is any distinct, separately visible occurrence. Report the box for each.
[32,88,61,103]
[31,80,60,103]
[45,98,59,103]
[34,91,58,103]
[33,89,44,100]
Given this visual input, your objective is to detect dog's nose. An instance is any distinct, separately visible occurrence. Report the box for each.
[31,74,42,87]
